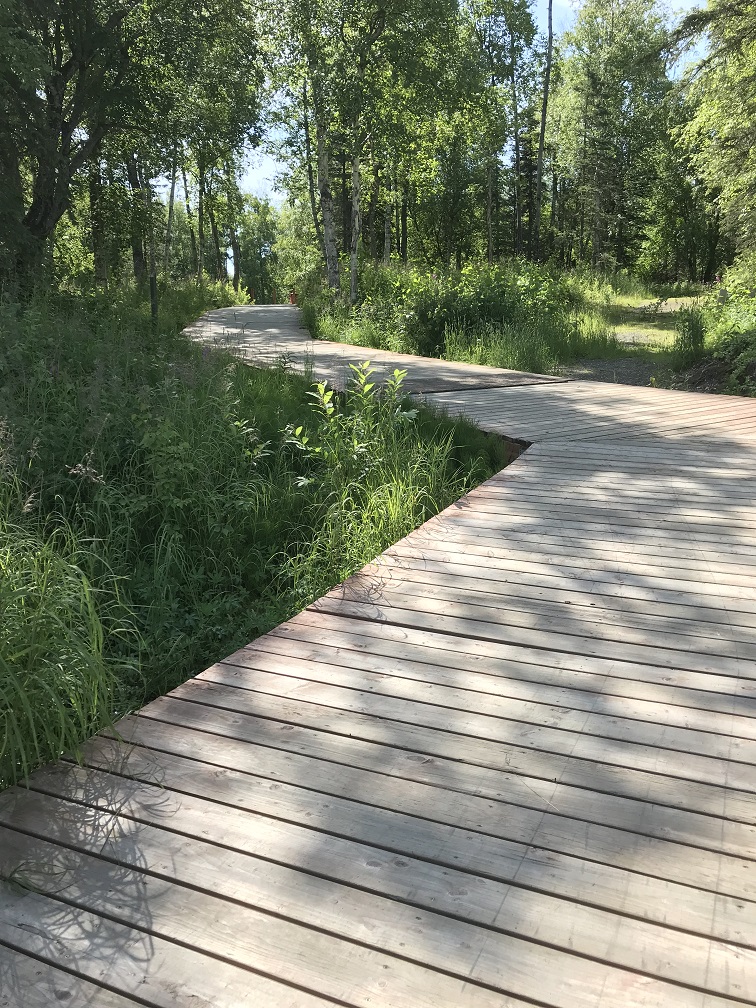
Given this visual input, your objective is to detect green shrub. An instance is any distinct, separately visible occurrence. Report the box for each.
[302,260,619,367]
[665,256,756,394]
[671,306,706,369]
[0,490,139,788]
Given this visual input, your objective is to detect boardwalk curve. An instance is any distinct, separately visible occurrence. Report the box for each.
[2,306,756,1007]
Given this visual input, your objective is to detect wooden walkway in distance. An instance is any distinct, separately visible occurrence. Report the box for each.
[2,305,756,1007]
[185,304,562,393]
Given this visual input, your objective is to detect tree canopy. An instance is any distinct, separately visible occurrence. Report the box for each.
[0,0,750,294]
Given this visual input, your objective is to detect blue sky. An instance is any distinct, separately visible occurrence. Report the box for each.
[241,0,704,202]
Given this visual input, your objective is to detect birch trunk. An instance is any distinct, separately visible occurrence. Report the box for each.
[136,159,158,323]
[365,158,379,258]
[125,155,147,285]
[302,80,325,256]
[180,165,198,276]
[507,34,522,253]
[207,192,224,281]
[89,159,108,287]
[349,142,361,305]
[163,143,178,275]
[225,162,242,292]
[383,196,392,262]
[533,0,553,260]
[315,114,340,289]
[197,151,205,285]
[485,157,494,264]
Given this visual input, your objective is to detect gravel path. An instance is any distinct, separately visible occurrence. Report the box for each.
[557,356,661,386]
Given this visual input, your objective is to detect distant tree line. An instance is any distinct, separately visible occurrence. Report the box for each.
[2,0,754,298]
[272,0,752,290]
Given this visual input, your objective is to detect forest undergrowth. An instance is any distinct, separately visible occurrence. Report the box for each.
[665,257,756,396]
[0,283,509,789]
[300,260,697,376]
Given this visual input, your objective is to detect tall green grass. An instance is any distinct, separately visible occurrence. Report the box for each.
[670,306,706,370]
[0,512,139,786]
[444,314,617,373]
[301,260,619,370]
[0,284,505,788]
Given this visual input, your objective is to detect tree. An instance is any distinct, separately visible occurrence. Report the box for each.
[679,2,756,253]
[533,0,553,258]
[0,0,261,280]
[271,0,460,296]
[549,0,672,270]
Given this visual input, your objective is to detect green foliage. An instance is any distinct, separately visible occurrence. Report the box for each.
[237,196,280,302]
[681,2,756,253]
[550,0,673,271]
[562,267,652,303]
[280,363,490,601]
[0,504,139,790]
[445,310,616,373]
[302,259,618,369]
[633,95,723,284]
[668,255,756,394]
[0,0,262,277]
[670,306,706,369]
[0,283,499,787]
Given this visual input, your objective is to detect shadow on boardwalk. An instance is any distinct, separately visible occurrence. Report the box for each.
[1,322,756,1006]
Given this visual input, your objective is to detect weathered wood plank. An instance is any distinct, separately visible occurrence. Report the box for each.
[0,825,529,1008]
[287,608,753,702]
[132,694,756,833]
[311,596,755,685]
[82,720,756,945]
[142,686,756,851]
[185,667,756,796]
[266,618,756,719]
[0,886,331,1008]
[5,774,755,1002]
[245,632,756,739]
[361,560,756,644]
[216,646,756,762]
[0,943,141,1008]
[324,578,756,659]
[5,310,756,1007]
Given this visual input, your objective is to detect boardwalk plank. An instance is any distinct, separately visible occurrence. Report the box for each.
[4,307,756,1007]
[186,668,756,795]
[133,693,756,833]
[5,775,755,1002]
[0,890,331,1008]
[266,620,756,719]
[324,579,756,659]
[142,686,756,854]
[0,832,525,1008]
[311,596,755,683]
[80,719,756,946]
[216,646,756,761]
[287,608,753,702]
[0,944,141,1008]
[245,633,756,738]
[360,561,756,644]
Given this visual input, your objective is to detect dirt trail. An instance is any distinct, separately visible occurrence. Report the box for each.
[558,296,701,385]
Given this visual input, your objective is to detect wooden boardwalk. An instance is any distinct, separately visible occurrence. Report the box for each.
[186,304,562,393]
[2,306,756,1007]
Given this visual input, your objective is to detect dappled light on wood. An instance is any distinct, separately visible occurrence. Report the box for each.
[2,306,755,1006]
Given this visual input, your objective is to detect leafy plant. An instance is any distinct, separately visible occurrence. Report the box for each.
[671,305,706,369]
[301,260,619,370]
[0,511,139,788]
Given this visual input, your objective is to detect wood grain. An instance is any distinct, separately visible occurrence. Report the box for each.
[3,307,755,1007]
